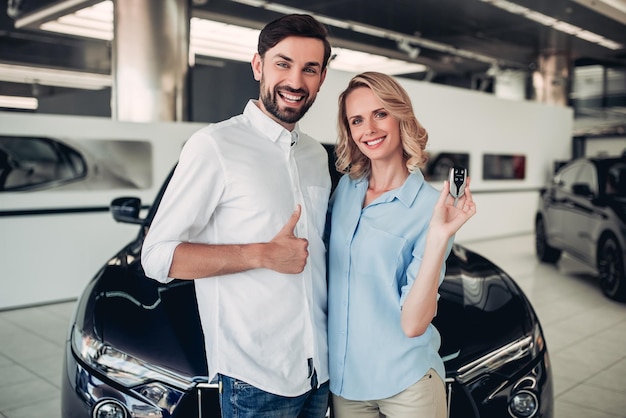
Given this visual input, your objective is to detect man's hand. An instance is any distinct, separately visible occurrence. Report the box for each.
[264,205,309,274]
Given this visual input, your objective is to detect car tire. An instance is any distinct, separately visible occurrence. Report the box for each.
[598,235,626,302]
[535,217,561,263]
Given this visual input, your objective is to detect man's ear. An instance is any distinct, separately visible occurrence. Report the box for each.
[318,68,328,92]
[251,53,262,81]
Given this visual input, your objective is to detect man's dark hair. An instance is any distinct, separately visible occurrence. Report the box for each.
[258,14,332,71]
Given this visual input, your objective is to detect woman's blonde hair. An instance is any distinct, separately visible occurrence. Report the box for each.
[335,71,429,179]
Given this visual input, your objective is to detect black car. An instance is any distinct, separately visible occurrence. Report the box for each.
[535,154,626,302]
[62,158,553,418]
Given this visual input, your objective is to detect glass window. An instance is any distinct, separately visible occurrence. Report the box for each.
[482,154,525,180]
[0,135,87,191]
[555,163,580,191]
[607,162,626,196]
[576,162,597,195]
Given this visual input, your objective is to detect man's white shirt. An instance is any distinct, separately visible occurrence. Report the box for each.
[142,100,331,397]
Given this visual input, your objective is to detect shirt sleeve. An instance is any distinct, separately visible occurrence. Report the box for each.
[399,235,454,307]
[141,130,226,283]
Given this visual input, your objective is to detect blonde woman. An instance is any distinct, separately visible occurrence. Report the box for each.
[327,72,476,418]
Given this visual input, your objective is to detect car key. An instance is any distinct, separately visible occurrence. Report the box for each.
[449,166,467,207]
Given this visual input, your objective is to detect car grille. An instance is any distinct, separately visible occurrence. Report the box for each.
[171,383,221,417]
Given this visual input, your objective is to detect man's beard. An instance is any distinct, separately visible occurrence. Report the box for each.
[260,82,315,124]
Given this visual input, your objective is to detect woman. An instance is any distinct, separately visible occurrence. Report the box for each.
[327,72,476,418]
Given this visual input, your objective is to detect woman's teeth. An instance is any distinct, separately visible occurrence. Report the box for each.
[366,138,384,146]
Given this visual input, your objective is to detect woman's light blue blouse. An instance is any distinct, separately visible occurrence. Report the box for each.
[327,170,451,400]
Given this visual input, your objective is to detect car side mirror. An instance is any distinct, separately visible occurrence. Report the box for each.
[571,183,593,198]
[111,197,144,224]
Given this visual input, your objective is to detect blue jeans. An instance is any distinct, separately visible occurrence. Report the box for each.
[218,373,329,418]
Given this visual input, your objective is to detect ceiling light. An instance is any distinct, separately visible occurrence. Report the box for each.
[331,48,426,74]
[0,63,111,90]
[22,0,426,77]
[571,0,626,25]
[189,17,257,62]
[226,0,512,68]
[524,11,557,26]
[481,0,624,50]
[0,95,38,110]
[39,0,112,40]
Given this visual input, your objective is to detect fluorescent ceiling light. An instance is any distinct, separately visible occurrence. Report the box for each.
[32,0,425,76]
[39,0,112,40]
[0,95,38,110]
[571,0,626,25]
[331,47,426,75]
[0,63,111,90]
[481,0,624,50]
[190,18,427,74]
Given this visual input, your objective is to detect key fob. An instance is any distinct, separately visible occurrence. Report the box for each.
[449,166,467,199]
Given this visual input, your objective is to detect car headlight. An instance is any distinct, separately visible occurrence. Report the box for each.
[71,325,192,413]
[456,323,547,418]
[509,389,539,417]
[456,323,544,384]
[456,335,533,384]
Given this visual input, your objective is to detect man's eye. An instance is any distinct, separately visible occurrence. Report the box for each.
[305,68,318,74]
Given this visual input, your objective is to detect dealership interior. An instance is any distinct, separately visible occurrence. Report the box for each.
[1,0,626,417]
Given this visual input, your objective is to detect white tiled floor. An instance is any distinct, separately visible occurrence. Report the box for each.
[1,233,625,418]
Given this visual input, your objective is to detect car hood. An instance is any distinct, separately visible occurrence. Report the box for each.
[73,241,536,380]
[434,245,536,374]
[73,238,209,380]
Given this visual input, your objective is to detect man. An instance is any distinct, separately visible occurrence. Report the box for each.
[141,14,332,418]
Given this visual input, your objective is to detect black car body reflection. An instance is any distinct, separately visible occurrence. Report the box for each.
[535,154,626,301]
[62,160,553,418]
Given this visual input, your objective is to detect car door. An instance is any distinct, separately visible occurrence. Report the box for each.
[562,161,599,264]
[544,162,581,249]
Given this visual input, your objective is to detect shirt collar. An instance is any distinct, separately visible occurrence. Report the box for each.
[244,100,300,147]
[357,170,425,208]
[395,171,424,207]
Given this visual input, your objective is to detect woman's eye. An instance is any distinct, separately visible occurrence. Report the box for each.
[375,111,387,118]
[351,118,362,125]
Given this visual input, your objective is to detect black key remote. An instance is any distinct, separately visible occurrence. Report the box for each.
[449,166,467,206]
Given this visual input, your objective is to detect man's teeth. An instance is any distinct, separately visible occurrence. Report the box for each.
[366,138,384,146]
[281,93,303,102]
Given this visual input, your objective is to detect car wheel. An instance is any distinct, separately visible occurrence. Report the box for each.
[598,236,626,302]
[535,217,561,263]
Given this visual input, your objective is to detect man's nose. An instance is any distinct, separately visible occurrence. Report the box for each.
[285,68,305,89]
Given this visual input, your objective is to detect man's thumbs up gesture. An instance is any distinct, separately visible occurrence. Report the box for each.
[266,205,309,274]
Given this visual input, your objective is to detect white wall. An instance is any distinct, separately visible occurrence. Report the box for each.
[0,70,574,309]
[0,113,205,310]
[300,70,574,243]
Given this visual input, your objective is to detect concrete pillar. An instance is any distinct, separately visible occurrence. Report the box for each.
[531,51,570,106]
[112,0,190,122]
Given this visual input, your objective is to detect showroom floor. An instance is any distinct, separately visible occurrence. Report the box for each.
[1,233,626,418]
